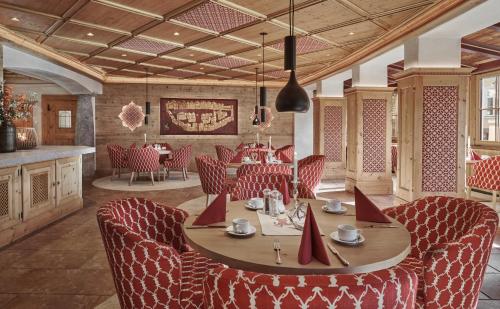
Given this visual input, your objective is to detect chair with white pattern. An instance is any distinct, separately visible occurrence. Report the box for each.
[127,147,160,186]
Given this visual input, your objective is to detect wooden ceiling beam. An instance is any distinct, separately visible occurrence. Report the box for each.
[0,3,61,20]
[39,0,91,44]
[334,0,390,31]
[473,59,500,74]
[461,39,500,58]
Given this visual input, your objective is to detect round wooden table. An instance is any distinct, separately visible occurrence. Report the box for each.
[183,199,411,275]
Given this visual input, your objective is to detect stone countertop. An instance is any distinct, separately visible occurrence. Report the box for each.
[0,146,95,168]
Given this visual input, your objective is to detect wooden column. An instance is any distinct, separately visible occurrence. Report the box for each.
[313,96,346,179]
[395,68,471,201]
[0,44,3,83]
[345,87,394,194]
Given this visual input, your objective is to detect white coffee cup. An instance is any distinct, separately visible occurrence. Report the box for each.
[326,200,341,211]
[232,218,250,234]
[249,198,264,208]
[337,224,360,242]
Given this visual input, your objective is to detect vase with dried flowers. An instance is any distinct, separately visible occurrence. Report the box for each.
[0,83,37,153]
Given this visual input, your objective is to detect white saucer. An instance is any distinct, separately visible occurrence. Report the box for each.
[330,231,365,246]
[322,205,347,214]
[245,198,264,210]
[226,225,257,237]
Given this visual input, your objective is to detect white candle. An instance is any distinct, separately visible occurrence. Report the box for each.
[293,151,298,183]
[256,132,260,145]
[268,136,272,149]
[467,136,471,149]
[144,133,147,143]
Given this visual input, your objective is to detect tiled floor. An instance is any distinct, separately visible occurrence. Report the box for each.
[0,175,498,309]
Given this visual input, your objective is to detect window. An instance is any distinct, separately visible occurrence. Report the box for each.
[480,76,499,142]
[58,110,72,129]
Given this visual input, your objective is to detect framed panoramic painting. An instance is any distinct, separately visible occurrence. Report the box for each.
[160,98,238,135]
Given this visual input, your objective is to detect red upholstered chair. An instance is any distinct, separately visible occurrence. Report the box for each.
[196,155,234,206]
[107,144,129,179]
[236,163,292,179]
[203,265,418,309]
[128,147,160,186]
[298,155,325,191]
[97,198,222,309]
[215,145,235,164]
[275,145,295,163]
[164,145,192,181]
[391,144,398,173]
[231,173,315,201]
[383,197,499,309]
[466,155,500,206]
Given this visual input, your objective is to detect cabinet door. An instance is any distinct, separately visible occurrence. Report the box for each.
[56,156,81,206]
[22,161,56,221]
[0,166,22,231]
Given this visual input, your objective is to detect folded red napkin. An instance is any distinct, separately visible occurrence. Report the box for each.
[354,187,391,223]
[192,190,227,226]
[230,151,244,163]
[281,152,292,163]
[236,143,245,150]
[298,204,330,265]
[471,150,482,160]
[279,178,291,205]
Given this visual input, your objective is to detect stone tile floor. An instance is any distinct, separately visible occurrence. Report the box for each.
[0,176,497,308]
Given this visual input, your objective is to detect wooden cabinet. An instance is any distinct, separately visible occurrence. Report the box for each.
[0,166,22,232]
[22,161,56,221]
[56,156,81,206]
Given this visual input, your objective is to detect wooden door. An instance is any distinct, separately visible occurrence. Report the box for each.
[42,95,77,145]
[55,156,81,207]
[0,166,22,231]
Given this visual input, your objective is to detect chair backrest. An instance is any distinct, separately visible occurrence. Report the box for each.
[215,145,235,164]
[203,265,417,309]
[107,144,127,168]
[231,173,314,201]
[169,145,192,167]
[128,147,160,172]
[298,155,325,190]
[236,163,292,179]
[470,155,500,190]
[383,197,498,308]
[275,145,294,163]
[195,155,227,195]
[97,198,189,308]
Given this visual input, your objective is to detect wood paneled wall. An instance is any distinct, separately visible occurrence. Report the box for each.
[95,83,294,172]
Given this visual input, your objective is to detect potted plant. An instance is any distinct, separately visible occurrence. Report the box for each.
[0,83,36,153]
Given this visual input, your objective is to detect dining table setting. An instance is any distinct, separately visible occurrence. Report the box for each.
[183,184,411,275]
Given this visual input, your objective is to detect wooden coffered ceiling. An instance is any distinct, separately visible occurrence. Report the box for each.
[0,0,438,83]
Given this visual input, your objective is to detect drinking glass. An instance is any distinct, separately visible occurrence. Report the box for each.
[270,190,280,218]
[263,189,271,215]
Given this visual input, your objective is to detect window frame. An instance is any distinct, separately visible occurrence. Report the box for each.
[475,71,500,147]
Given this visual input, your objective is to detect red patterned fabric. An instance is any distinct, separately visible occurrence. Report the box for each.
[467,156,500,191]
[298,155,325,191]
[392,144,398,173]
[242,148,268,162]
[362,99,387,173]
[421,86,458,192]
[107,144,128,169]
[275,145,294,163]
[128,147,160,173]
[203,266,418,308]
[215,145,235,164]
[97,198,222,309]
[231,173,315,201]
[195,155,229,195]
[164,145,192,169]
[383,197,499,309]
[236,163,292,179]
[324,105,343,162]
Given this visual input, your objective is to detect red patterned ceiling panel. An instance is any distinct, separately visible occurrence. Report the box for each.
[117,37,177,55]
[174,2,257,33]
[271,36,331,55]
[266,70,289,79]
[205,56,254,68]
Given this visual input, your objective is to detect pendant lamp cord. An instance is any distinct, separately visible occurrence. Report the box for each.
[145,68,149,101]
[289,0,294,36]
[261,33,265,88]
[255,68,258,108]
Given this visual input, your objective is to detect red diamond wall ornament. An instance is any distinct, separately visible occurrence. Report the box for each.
[118,101,145,131]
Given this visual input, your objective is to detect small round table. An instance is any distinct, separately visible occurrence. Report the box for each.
[183,199,411,275]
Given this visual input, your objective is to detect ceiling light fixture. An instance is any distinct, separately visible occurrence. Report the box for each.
[349,32,355,35]
[174,32,180,36]
[275,0,310,113]
[189,54,194,57]
[259,32,268,123]
[121,53,127,57]
[10,17,19,22]
[252,68,261,127]
[87,32,94,37]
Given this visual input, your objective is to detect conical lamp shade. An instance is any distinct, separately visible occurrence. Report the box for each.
[275,70,310,113]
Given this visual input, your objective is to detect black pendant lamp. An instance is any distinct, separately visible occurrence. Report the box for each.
[259,32,267,123]
[275,0,310,113]
[144,68,151,124]
[252,68,260,126]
